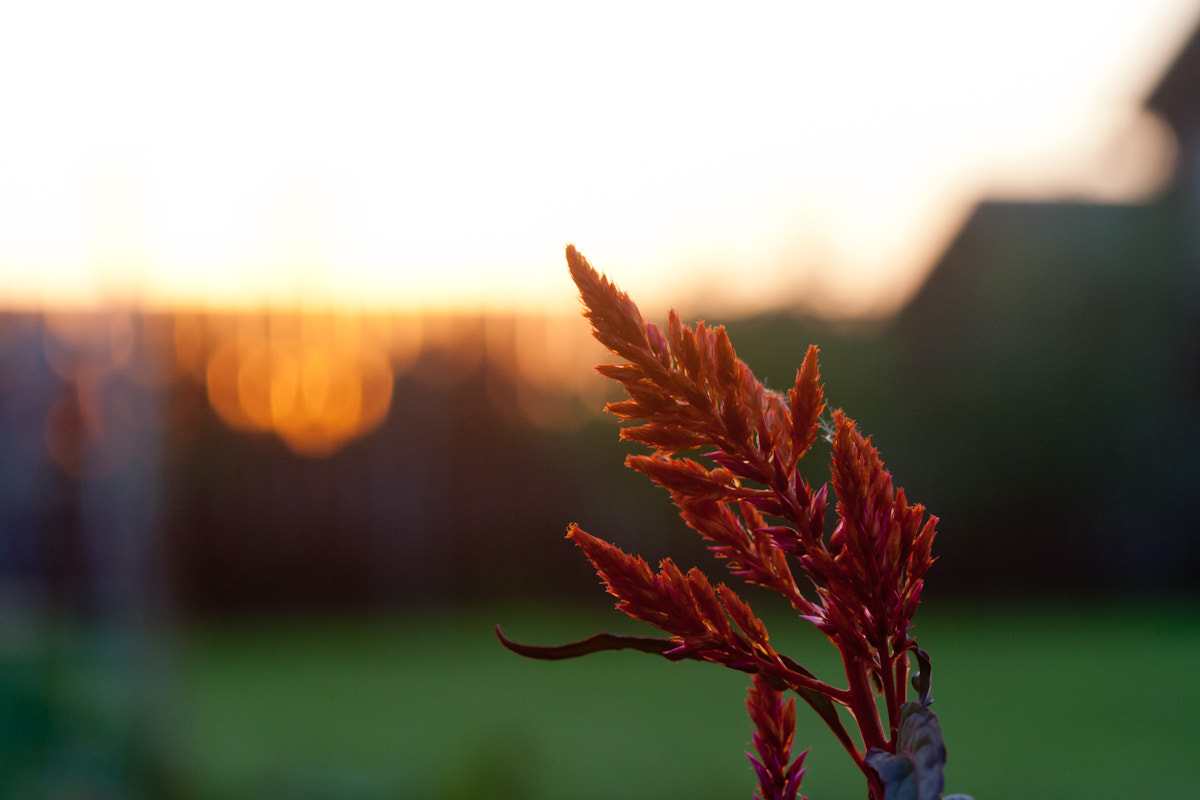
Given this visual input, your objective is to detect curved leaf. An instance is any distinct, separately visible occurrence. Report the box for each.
[494,626,687,660]
[910,646,933,706]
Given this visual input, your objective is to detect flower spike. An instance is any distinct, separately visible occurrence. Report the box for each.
[747,674,808,800]
[500,246,967,800]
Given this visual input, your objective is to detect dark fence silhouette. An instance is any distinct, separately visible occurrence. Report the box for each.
[2,191,1197,619]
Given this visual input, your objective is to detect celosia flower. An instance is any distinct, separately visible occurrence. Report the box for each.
[498,246,970,800]
[747,674,807,800]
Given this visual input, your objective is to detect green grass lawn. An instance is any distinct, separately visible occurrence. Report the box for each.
[166,597,1200,800]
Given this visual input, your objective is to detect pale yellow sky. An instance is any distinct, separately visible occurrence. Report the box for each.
[0,0,1196,317]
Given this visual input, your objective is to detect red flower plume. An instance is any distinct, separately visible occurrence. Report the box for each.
[498,246,957,800]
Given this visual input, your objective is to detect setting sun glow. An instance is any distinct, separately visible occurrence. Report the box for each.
[2,1,1197,317]
[2,1,1198,455]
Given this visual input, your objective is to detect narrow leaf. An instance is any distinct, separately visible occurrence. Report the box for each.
[495,627,686,660]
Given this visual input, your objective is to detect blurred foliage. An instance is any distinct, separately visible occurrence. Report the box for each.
[718,198,1199,595]
[0,621,178,799]
[151,197,1198,611]
[0,196,1195,614]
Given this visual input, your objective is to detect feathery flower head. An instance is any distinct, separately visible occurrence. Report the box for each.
[498,246,966,800]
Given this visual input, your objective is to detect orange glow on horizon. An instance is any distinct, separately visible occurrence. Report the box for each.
[1,1,1197,320]
[164,307,611,456]
[4,0,1198,459]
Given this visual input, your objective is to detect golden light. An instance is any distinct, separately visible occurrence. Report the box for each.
[2,1,1196,315]
[200,314,395,456]
[1,0,1197,455]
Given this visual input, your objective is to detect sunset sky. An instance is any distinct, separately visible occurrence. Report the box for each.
[1,0,1197,318]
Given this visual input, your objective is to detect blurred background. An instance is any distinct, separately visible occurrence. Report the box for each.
[2,2,1199,798]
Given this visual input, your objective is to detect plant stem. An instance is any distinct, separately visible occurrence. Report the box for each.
[891,651,909,741]
[842,649,888,753]
[878,649,899,743]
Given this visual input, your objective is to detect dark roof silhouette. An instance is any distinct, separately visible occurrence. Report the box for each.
[1146,19,1200,142]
